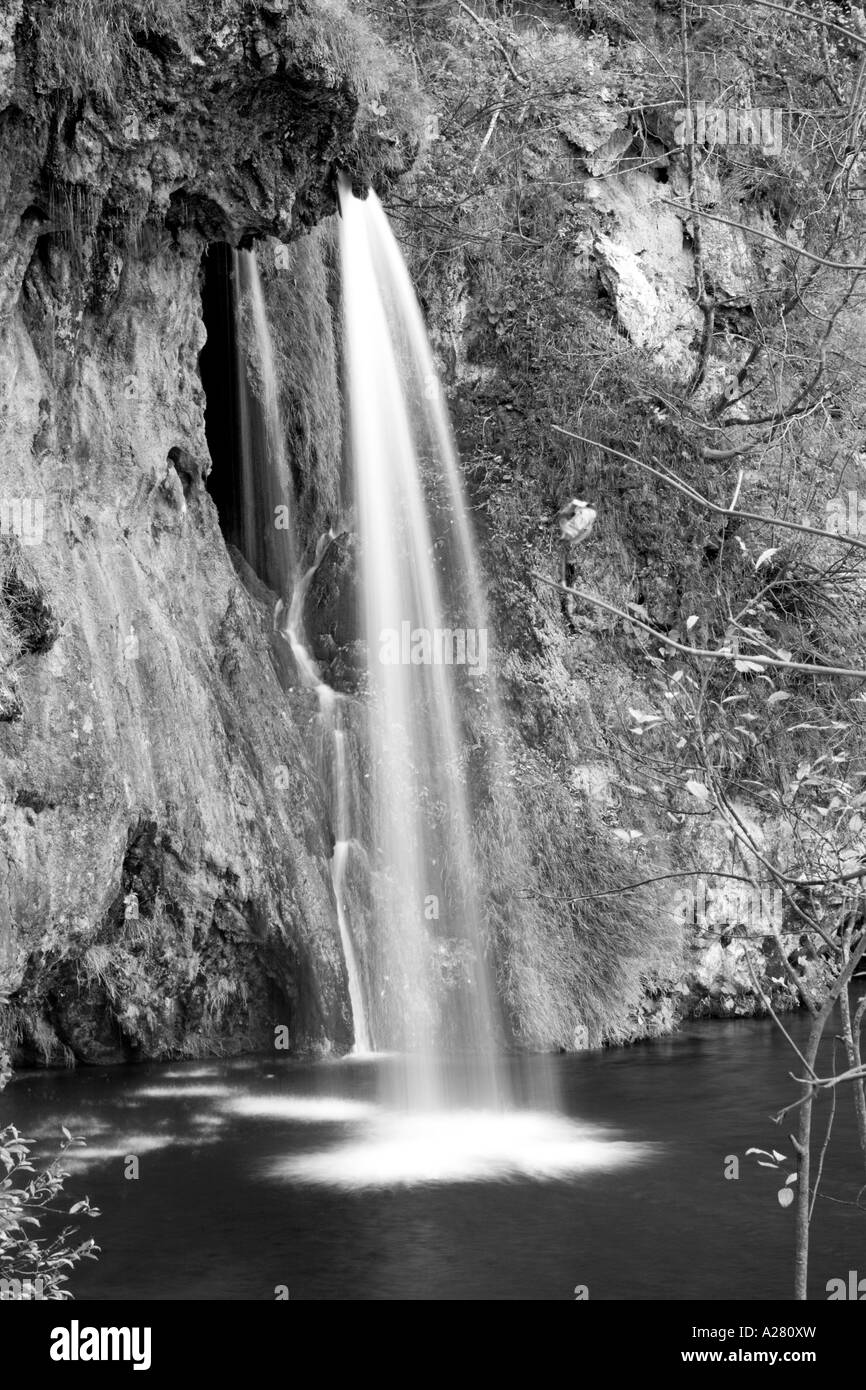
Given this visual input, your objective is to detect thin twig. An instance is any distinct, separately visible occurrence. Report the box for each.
[741,947,819,1082]
[456,1,528,87]
[660,197,866,272]
[702,1,866,49]
[472,104,502,177]
[531,569,866,678]
[679,0,714,395]
[810,1041,838,1221]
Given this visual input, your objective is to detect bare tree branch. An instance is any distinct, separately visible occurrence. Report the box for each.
[530,569,866,678]
[551,424,866,553]
[660,196,866,271]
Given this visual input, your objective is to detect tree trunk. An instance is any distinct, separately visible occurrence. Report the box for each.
[794,1010,830,1300]
[839,982,866,1177]
[793,1086,813,1300]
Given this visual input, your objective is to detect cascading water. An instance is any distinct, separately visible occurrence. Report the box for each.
[280,539,373,1056]
[232,230,502,1095]
[231,247,372,1056]
[338,177,507,1108]
[232,249,296,592]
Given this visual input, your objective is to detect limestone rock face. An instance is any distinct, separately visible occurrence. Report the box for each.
[3,3,363,253]
[0,1,406,1063]
[301,532,365,693]
[594,229,702,375]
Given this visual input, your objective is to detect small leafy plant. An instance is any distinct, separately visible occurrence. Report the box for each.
[746,1146,798,1209]
[0,1047,100,1300]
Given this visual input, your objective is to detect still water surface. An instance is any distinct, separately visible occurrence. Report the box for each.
[6,1014,862,1300]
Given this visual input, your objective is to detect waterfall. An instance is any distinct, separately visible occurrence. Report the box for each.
[224,210,634,1191]
[233,248,372,1055]
[280,540,373,1055]
[231,229,505,1093]
[338,177,507,1108]
[232,249,296,592]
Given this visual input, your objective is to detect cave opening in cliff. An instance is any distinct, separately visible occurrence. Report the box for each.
[199,242,293,596]
[200,242,244,558]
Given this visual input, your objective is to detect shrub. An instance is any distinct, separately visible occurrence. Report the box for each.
[0,1046,100,1300]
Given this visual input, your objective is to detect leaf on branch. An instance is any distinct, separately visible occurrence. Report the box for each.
[756,548,780,569]
[735,659,766,673]
[777,1187,794,1208]
[628,708,663,736]
[685,780,710,802]
[686,615,700,631]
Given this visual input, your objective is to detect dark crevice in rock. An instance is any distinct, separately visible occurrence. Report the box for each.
[1,560,59,656]
[13,788,55,812]
[200,241,244,560]
[130,28,182,62]
[119,817,166,919]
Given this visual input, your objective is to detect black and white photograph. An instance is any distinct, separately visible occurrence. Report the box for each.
[2,0,866,1348]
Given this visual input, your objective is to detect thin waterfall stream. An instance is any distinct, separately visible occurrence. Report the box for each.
[233,249,296,591]
[281,537,373,1056]
[232,246,374,1056]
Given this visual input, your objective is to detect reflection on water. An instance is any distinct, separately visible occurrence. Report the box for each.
[3,1014,862,1300]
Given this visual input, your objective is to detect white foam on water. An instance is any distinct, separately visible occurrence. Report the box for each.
[325,1051,400,1065]
[222,1094,378,1123]
[268,1109,651,1189]
[160,1067,221,1079]
[193,1113,228,1130]
[29,1116,111,1139]
[134,1084,233,1099]
[61,1133,179,1167]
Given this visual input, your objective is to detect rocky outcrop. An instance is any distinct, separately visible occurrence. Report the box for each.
[301,531,365,692]
[0,0,410,1063]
